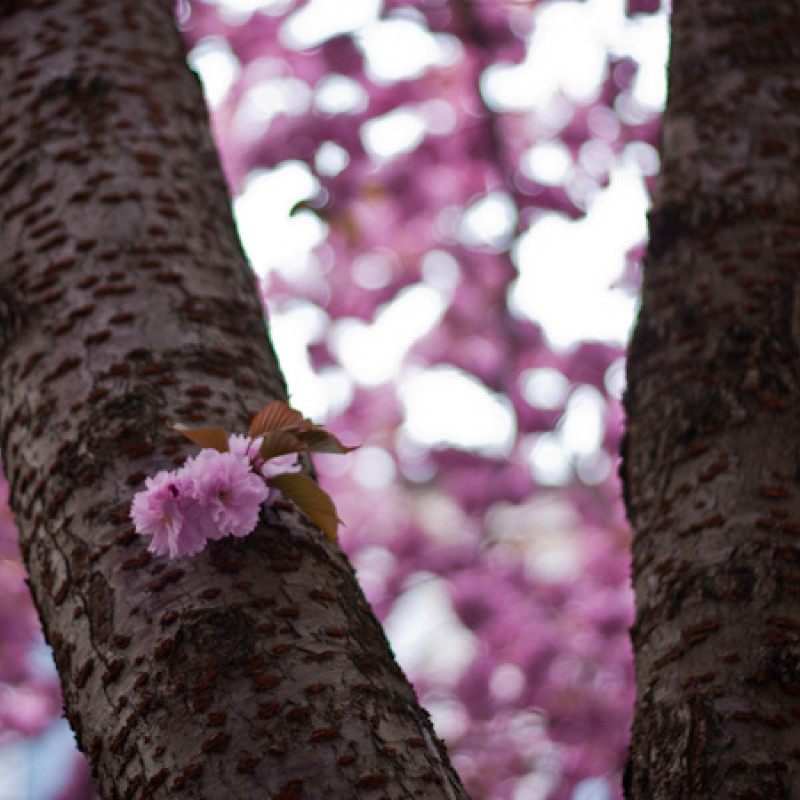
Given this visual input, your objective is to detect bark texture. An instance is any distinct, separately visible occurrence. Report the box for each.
[624,2,800,798]
[0,1,470,798]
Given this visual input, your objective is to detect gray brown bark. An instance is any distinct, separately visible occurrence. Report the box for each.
[0,1,470,798]
[624,2,800,798]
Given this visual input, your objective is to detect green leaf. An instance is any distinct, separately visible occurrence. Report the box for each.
[249,401,312,438]
[171,425,229,452]
[296,429,358,455]
[268,473,339,542]
[259,430,308,461]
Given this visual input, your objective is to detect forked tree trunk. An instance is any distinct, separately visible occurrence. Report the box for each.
[624,1,800,797]
[0,1,470,798]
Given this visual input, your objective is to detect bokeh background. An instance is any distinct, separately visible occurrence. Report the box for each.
[0,1,668,797]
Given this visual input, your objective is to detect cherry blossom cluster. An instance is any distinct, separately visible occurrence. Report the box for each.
[130,401,351,559]
[130,435,272,559]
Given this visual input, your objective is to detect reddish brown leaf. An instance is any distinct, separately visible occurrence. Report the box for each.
[296,429,358,455]
[259,431,308,461]
[268,473,339,542]
[249,401,312,438]
[170,425,229,452]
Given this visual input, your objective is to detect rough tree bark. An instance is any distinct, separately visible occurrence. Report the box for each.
[0,1,471,798]
[624,2,800,797]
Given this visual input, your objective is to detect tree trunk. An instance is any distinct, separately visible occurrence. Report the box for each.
[0,1,470,798]
[624,1,800,797]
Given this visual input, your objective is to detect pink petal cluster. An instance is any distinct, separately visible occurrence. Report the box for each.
[130,439,269,558]
[228,433,264,463]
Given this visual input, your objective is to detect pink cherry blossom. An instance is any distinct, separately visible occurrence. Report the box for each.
[131,449,271,557]
[259,453,300,480]
[182,449,269,538]
[129,470,212,558]
[228,434,264,464]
